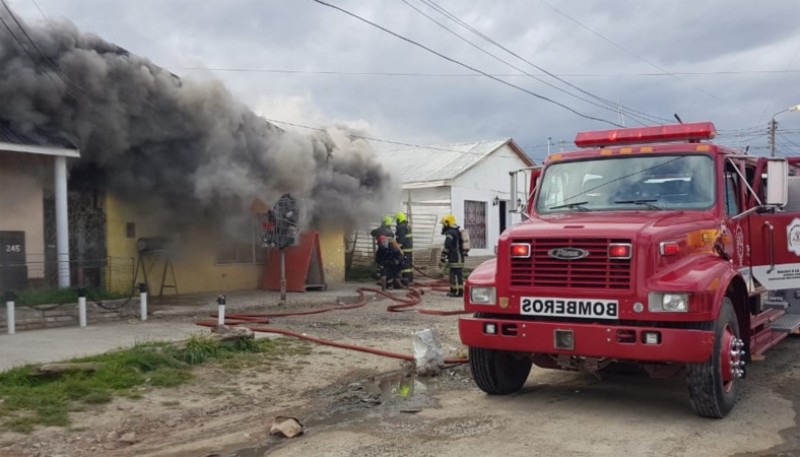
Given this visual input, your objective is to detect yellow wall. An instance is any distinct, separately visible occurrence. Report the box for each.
[105,194,345,294]
[319,229,345,283]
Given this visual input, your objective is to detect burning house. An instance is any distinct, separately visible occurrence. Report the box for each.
[0,8,394,295]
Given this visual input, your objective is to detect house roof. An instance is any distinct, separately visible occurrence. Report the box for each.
[0,120,79,158]
[376,138,533,186]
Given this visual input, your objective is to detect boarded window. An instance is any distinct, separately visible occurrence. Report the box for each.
[464,200,487,249]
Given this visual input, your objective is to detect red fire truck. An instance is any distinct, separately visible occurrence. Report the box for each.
[459,121,800,418]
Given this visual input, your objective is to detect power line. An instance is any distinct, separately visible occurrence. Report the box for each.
[0,0,83,93]
[171,66,800,77]
[417,0,669,125]
[399,0,660,126]
[0,6,77,98]
[538,0,755,118]
[758,38,800,123]
[263,117,515,154]
[30,0,48,22]
[310,0,622,127]
[778,132,800,150]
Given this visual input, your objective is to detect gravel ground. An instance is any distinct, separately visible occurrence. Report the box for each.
[1,283,799,457]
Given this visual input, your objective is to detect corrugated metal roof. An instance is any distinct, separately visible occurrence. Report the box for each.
[0,119,75,149]
[376,138,529,185]
[0,120,79,158]
[0,120,75,149]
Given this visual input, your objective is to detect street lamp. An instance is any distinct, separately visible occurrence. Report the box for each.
[770,104,800,157]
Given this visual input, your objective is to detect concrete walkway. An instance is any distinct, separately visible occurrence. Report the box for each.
[0,283,369,372]
[0,321,206,371]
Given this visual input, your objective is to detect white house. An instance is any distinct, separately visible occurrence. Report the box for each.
[349,138,535,268]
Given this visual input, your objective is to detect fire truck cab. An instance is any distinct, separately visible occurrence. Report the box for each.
[459,122,800,418]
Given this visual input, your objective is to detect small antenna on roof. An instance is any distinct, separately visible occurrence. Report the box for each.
[674,114,683,124]
[744,145,750,154]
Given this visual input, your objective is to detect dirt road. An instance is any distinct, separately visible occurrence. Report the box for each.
[2,286,799,457]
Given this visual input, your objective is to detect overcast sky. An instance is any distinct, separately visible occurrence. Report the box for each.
[9,0,800,162]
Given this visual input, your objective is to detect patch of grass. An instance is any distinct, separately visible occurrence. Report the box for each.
[148,368,192,387]
[0,335,303,433]
[14,288,128,306]
[80,389,113,404]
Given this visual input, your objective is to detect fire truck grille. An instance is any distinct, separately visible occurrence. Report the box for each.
[510,238,632,289]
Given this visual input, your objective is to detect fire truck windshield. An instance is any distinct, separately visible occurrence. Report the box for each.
[536,154,715,213]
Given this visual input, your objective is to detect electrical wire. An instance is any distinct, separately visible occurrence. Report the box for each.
[0,0,82,95]
[778,132,800,150]
[538,0,756,118]
[0,8,74,98]
[310,0,622,127]
[400,0,660,127]
[263,117,519,155]
[170,67,800,78]
[30,0,48,22]
[417,0,670,125]
[758,39,800,123]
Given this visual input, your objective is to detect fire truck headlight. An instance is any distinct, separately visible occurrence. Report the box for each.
[648,292,689,312]
[470,287,496,305]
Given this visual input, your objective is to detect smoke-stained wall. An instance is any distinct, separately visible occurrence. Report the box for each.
[0,8,396,237]
[104,193,346,294]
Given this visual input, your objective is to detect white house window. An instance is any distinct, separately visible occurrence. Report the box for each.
[464,200,487,249]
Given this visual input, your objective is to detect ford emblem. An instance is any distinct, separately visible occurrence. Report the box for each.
[548,247,589,260]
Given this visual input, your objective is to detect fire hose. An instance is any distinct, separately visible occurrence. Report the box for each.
[196,282,469,364]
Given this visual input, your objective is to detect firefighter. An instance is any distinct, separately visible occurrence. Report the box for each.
[370,215,395,279]
[375,235,404,290]
[394,211,413,284]
[370,215,394,241]
[439,214,465,297]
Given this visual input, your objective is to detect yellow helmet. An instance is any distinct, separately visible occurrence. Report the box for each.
[395,212,407,223]
[441,214,456,227]
[382,215,393,226]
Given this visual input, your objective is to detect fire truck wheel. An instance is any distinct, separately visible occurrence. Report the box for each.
[686,297,740,418]
[469,346,532,395]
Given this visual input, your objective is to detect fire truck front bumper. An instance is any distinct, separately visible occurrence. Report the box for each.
[459,317,715,363]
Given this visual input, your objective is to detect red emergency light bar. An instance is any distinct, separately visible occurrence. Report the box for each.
[574,122,717,148]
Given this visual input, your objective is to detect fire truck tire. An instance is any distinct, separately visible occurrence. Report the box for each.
[469,346,532,395]
[686,298,739,418]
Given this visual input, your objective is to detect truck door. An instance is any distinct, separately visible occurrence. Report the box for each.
[722,159,752,282]
[746,160,800,291]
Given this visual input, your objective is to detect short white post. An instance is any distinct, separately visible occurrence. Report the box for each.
[139,283,148,321]
[5,291,15,335]
[77,288,87,328]
[217,295,226,326]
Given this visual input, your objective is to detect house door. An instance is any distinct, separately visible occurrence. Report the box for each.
[499,200,507,234]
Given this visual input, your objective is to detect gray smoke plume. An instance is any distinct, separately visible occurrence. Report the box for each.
[0,9,396,234]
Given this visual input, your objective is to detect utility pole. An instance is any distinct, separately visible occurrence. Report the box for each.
[547,137,552,155]
[769,104,800,157]
[769,118,778,157]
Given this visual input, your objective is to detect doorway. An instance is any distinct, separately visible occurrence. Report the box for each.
[499,200,507,234]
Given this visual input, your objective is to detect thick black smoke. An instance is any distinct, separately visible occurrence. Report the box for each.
[0,10,395,233]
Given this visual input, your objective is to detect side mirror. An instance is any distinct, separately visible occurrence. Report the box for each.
[509,167,543,214]
[766,159,788,207]
[528,168,542,213]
